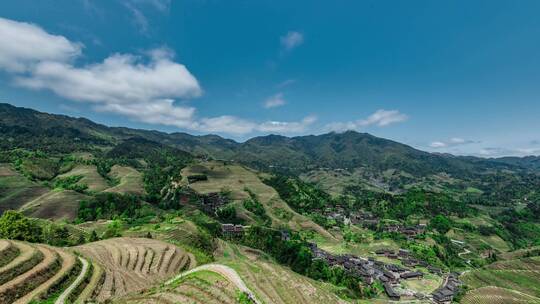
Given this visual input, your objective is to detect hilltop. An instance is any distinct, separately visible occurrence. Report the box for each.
[1,103,535,176]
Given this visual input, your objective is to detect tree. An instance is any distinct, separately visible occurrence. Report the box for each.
[89,230,99,242]
[102,220,122,239]
[0,211,42,242]
[430,214,452,234]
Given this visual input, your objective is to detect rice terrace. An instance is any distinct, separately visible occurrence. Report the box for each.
[2,1,540,304]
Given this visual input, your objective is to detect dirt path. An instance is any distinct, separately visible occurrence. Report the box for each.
[166,263,262,304]
[55,257,89,304]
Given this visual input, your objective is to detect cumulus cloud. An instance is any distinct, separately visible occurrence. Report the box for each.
[325,109,408,132]
[16,51,202,104]
[0,17,82,72]
[264,93,286,108]
[281,31,304,50]
[0,17,316,136]
[429,137,478,148]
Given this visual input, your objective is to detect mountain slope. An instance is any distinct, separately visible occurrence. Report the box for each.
[0,103,534,177]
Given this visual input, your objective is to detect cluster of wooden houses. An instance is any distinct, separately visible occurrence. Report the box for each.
[374,248,443,275]
[383,223,427,238]
[200,192,229,215]
[317,208,380,227]
[431,273,462,303]
[308,243,426,301]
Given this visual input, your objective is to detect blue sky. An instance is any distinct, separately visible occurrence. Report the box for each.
[1,0,540,157]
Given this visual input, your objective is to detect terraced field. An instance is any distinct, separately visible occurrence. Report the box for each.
[119,270,243,304]
[0,239,90,304]
[57,164,109,192]
[462,286,540,304]
[0,164,49,214]
[74,237,196,301]
[105,165,144,195]
[214,241,347,304]
[463,257,540,303]
[181,161,335,241]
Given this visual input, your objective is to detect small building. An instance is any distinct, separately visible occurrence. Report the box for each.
[398,249,410,257]
[221,224,245,238]
[432,287,454,304]
[401,271,424,279]
[428,266,443,275]
[383,270,399,282]
[383,282,401,301]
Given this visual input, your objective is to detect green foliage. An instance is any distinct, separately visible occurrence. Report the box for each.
[263,175,332,214]
[236,291,253,304]
[102,220,123,239]
[344,186,475,220]
[495,206,540,248]
[242,188,271,224]
[41,224,71,246]
[77,192,151,223]
[241,226,364,298]
[0,211,43,242]
[89,230,99,242]
[216,205,242,224]
[53,175,88,193]
[430,214,452,234]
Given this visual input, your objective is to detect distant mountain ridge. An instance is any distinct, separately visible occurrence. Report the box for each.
[0,103,537,176]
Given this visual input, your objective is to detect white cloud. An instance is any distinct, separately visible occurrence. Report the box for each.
[325,109,408,132]
[0,17,82,72]
[0,17,317,136]
[281,31,304,50]
[430,137,478,149]
[429,141,447,148]
[16,51,202,104]
[358,109,408,127]
[258,115,317,133]
[264,93,286,108]
[476,147,531,157]
[195,116,256,135]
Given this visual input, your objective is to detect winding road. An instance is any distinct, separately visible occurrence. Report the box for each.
[166,263,262,304]
[55,257,89,304]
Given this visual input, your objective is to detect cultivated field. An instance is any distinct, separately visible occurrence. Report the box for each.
[0,239,89,303]
[105,165,145,195]
[58,164,109,192]
[0,164,49,214]
[20,189,88,221]
[181,161,336,241]
[463,257,540,302]
[214,241,348,304]
[118,269,242,304]
[74,237,196,301]
[461,286,540,304]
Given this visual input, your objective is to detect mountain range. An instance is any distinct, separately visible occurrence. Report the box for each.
[1,102,538,177]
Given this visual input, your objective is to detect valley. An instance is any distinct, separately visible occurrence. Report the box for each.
[0,104,539,303]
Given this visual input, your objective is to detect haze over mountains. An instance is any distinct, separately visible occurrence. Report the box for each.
[1,102,538,177]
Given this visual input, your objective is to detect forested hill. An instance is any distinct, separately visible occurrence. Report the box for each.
[0,103,536,176]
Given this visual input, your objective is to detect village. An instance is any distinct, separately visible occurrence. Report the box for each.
[220,222,462,303]
[198,188,463,303]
